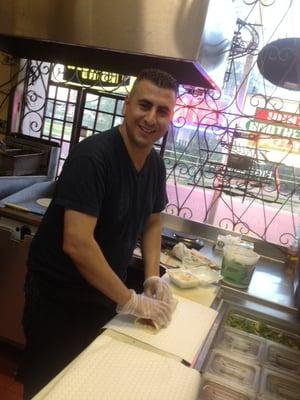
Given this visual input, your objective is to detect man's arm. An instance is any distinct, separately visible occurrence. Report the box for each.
[141,212,174,304]
[63,209,131,307]
[63,209,173,326]
[141,212,162,279]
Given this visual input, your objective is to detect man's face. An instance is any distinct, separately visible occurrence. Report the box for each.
[122,79,176,149]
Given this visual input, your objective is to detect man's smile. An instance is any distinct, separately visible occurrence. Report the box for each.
[138,124,156,135]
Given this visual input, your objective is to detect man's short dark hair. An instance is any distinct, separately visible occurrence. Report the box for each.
[132,68,178,96]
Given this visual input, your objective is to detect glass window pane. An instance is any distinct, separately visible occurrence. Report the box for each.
[113,116,123,126]
[54,102,66,120]
[82,110,96,129]
[57,87,69,101]
[116,99,124,115]
[85,93,98,110]
[61,141,70,159]
[96,113,113,131]
[69,89,78,103]
[66,103,75,121]
[42,118,52,135]
[99,97,115,113]
[51,120,64,139]
[48,85,57,99]
[63,123,73,141]
[45,101,54,117]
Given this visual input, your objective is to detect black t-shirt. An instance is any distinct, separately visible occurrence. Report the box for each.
[28,127,167,294]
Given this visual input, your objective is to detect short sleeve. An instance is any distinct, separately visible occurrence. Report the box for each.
[53,155,106,217]
[152,159,168,213]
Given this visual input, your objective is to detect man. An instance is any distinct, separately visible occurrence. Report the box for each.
[20,68,178,399]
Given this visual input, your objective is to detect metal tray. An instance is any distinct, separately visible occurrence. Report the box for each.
[223,308,300,351]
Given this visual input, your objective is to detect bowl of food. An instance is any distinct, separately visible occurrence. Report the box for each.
[192,266,222,286]
[167,269,200,288]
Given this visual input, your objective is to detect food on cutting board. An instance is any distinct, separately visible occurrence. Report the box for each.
[226,314,300,350]
[135,318,159,333]
[135,298,178,333]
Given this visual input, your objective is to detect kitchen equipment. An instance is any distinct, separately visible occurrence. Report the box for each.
[0,216,37,345]
[0,0,235,89]
[199,376,256,400]
[0,149,44,176]
[0,134,60,200]
[204,349,261,391]
[161,228,204,251]
[0,134,59,177]
[215,326,265,361]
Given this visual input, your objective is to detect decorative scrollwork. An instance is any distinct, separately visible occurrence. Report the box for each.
[14,0,300,247]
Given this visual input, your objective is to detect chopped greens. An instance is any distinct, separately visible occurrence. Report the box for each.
[226,314,300,351]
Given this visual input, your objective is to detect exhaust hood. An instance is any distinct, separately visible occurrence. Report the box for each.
[0,0,235,89]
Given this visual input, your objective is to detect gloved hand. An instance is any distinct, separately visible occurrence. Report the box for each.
[143,276,173,303]
[116,290,172,327]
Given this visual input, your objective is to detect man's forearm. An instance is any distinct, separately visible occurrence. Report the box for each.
[65,238,131,307]
[141,213,162,279]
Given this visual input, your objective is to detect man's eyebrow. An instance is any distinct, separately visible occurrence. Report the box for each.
[138,99,172,113]
[138,99,152,105]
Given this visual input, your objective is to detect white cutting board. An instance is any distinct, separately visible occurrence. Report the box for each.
[104,295,218,365]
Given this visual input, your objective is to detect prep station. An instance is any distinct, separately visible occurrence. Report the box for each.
[0,193,299,398]
[0,134,59,345]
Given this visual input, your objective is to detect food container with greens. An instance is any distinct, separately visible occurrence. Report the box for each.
[221,245,260,288]
[262,341,300,376]
[225,312,300,351]
[259,368,300,399]
[199,375,256,400]
[215,326,265,361]
[204,350,261,391]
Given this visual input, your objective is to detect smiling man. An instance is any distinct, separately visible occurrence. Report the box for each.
[20,69,178,399]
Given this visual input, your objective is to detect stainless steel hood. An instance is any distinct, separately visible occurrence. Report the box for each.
[0,0,235,89]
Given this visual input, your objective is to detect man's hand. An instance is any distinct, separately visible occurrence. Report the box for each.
[116,290,172,327]
[143,276,173,303]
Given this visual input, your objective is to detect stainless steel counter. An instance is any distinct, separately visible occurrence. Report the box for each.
[162,213,299,317]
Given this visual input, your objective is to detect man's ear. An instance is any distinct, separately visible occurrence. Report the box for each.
[122,95,130,115]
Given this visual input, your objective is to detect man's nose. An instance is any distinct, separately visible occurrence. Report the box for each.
[144,108,156,125]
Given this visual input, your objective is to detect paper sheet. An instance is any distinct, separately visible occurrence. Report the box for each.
[34,335,201,400]
[104,296,218,364]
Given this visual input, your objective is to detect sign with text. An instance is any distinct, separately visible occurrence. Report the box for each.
[248,135,300,154]
[255,108,300,129]
[245,120,300,139]
[63,66,130,87]
[244,108,300,154]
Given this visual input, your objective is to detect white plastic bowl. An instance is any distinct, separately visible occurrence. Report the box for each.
[167,269,200,288]
[191,266,222,286]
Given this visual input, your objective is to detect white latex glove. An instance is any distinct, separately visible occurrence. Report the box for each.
[143,276,173,303]
[116,290,172,327]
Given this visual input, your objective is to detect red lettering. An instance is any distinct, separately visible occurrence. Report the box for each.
[255,108,300,128]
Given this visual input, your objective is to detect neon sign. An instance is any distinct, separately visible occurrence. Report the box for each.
[255,108,300,129]
[63,66,130,87]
